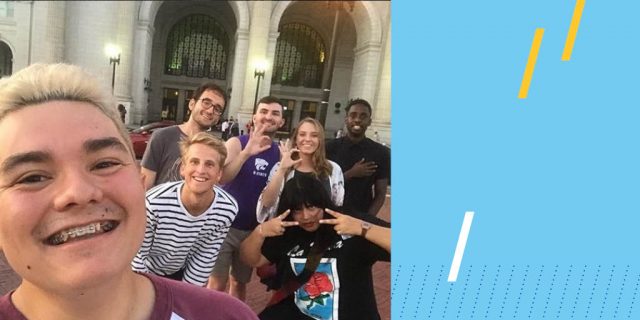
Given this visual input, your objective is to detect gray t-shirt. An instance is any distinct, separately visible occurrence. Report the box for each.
[141,125,186,186]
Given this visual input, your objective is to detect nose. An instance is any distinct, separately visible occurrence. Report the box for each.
[53,169,104,211]
[302,208,315,219]
[195,162,207,173]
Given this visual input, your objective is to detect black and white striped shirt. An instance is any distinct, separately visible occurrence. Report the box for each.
[132,181,238,286]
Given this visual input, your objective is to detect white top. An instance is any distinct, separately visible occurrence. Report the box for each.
[256,160,344,222]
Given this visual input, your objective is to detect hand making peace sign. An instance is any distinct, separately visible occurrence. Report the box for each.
[258,209,299,237]
[319,209,364,236]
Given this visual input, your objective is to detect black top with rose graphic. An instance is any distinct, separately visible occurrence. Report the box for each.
[259,215,390,320]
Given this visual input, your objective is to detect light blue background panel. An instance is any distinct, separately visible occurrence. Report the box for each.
[393,1,640,318]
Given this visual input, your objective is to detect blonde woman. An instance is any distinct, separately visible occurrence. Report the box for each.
[257,118,344,222]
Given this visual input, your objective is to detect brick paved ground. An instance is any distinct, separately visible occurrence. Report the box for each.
[0,197,391,319]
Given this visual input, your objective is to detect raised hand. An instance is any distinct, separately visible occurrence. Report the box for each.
[258,210,299,237]
[278,139,302,170]
[348,158,377,178]
[244,122,272,156]
[319,209,363,236]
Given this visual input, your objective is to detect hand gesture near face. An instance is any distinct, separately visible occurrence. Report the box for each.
[244,122,272,156]
[258,210,299,237]
[319,209,363,236]
[348,158,377,178]
[278,139,302,170]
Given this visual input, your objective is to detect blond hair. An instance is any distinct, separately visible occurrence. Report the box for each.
[179,132,228,165]
[0,63,134,158]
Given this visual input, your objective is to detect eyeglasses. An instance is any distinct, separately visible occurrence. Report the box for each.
[198,98,224,115]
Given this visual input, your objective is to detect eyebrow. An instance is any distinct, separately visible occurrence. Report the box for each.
[0,151,52,175]
[0,137,129,175]
[83,137,129,154]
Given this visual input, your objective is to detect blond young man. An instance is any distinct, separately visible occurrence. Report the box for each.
[133,132,239,287]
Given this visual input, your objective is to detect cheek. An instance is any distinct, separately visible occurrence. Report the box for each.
[212,167,223,182]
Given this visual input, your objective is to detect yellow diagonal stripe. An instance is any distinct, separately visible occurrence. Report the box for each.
[518,28,545,99]
[562,0,585,61]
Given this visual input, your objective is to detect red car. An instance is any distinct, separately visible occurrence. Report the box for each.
[128,120,176,158]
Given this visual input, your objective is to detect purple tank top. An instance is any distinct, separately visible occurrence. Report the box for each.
[224,135,280,230]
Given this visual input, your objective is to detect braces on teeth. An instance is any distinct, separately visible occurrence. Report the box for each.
[49,222,113,245]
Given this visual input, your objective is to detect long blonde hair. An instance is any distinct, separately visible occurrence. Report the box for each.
[291,117,332,178]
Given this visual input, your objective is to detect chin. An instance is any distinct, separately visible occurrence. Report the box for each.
[32,253,134,294]
[301,224,320,232]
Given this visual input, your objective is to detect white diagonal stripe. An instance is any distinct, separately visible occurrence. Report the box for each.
[448,211,475,282]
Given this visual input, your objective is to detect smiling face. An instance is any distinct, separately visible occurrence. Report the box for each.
[345,104,372,138]
[179,143,223,196]
[295,121,321,155]
[0,101,146,294]
[189,89,225,130]
[292,206,324,232]
[252,102,284,134]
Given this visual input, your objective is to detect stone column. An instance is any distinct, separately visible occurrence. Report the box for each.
[227,28,249,117]
[30,1,65,63]
[263,30,280,100]
[130,18,155,125]
[348,41,382,103]
[114,1,136,103]
[64,1,120,90]
[237,1,272,129]
[370,25,391,145]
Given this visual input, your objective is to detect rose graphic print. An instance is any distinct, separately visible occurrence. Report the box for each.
[293,259,339,319]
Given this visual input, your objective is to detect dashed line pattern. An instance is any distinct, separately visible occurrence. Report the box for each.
[457,266,473,319]
[528,265,544,318]
[570,265,587,318]
[399,264,415,319]
[614,266,629,319]
[484,265,500,319]
[394,264,640,319]
[513,264,530,318]
[628,273,640,319]
[556,264,573,318]
[599,265,616,318]
[542,265,559,318]
[413,266,429,319]
[427,265,445,318]
[586,265,601,318]
[470,265,486,319]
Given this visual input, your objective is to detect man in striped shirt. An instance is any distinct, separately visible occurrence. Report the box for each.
[132,132,239,287]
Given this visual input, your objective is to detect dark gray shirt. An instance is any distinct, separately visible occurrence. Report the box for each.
[141,125,186,186]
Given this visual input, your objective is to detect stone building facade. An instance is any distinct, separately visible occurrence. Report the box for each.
[0,1,390,143]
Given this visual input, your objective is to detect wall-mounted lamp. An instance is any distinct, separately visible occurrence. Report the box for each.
[252,59,268,114]
[105,44,121,94]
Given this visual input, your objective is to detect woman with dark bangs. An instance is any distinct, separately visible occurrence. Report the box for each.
[241,174,390,320]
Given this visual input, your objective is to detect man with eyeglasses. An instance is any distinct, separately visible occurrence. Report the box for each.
[326,98,390,216]
[141,82,226,190]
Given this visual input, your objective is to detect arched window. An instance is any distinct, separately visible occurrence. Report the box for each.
[272,23,325,88]
[164,14,229,79]
[0,41,12,77]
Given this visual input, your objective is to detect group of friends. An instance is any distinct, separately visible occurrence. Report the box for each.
[0,63,391,320]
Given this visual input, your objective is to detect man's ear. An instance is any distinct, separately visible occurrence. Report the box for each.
[278,117,286,129]
[188,99,196,111]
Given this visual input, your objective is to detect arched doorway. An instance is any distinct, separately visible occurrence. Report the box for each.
[270,1,358,132]
[148,1,237,123]
[0,41,12,77]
